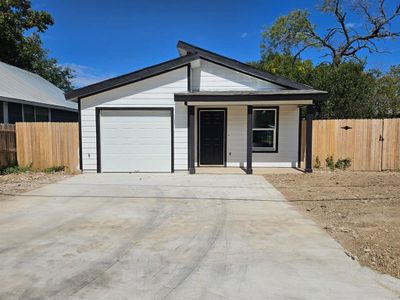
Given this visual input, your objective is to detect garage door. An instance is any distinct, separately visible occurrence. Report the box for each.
[100,109,172,172]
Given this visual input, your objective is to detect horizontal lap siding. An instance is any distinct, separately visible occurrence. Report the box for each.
[80,67,188,172]
[193,60,283,91]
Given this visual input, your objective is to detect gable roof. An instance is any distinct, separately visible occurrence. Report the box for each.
[0,61,77,110]
[176,41,312,91]
[66,41,315,100]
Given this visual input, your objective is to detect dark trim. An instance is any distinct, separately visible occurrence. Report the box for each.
[95,107,174,173]
[251,106,279,153]
[174,92,327,102]
[78,98,83,171]
[297,107,302,168]
[305,105,315,173]
[187,64,191,92]
[96,107,101,173]
[177,41,313,90]
[246,106,253,174]
[197,108,227,167]
[188,106,195,174]
[66,54,199,100]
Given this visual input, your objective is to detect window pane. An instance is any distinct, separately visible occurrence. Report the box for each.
[24,105,35,122]
[8,102,23,124]
[253,130,274,148]
[35,107,49,122]
[253,109,275,128]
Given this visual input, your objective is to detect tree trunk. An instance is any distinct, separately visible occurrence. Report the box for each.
[333,54,342,67]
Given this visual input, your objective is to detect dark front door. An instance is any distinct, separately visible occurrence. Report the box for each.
[199,110,225,165]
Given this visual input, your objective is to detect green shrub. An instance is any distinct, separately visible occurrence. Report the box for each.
[335,158,352,170]
[325,156,335,170]
[44,166,65,173]
[0,164,33,175]
[314,156,321,168]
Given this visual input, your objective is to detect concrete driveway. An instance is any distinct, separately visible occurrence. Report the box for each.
[0,173,399,300]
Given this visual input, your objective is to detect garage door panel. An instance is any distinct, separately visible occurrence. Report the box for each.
[100,109,172,172]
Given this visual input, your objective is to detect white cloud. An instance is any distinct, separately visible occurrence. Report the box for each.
[64,63,113,87]
[346,22,362,29]
[240,32,248,38]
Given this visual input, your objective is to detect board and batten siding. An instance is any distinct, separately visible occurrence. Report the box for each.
[192,60,284,91]
[80,67,188,172]
[194,105,299,167]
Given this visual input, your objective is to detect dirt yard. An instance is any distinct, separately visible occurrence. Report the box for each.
[0,172,71,201]
[264,171,400,279]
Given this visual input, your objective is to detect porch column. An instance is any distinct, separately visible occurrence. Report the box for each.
[246,105,253,174]
[188,105,195,174]
[305,105,315,173]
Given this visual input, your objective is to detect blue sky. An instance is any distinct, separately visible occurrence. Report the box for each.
[32,0,400,87]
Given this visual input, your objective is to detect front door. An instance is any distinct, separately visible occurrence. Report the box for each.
[199,109,226,165]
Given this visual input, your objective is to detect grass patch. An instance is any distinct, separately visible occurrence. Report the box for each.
[0,164,65,175]
[44,166,65,173]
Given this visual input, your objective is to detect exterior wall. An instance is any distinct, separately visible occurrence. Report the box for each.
[80,67,188,172]
[194,105,299,168]
[192,60,283,91]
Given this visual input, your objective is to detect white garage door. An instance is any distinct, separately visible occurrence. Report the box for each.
[100,109,172,172]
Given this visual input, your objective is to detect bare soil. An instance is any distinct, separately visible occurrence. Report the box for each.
[0,172,71,201]
[264,171,400,279]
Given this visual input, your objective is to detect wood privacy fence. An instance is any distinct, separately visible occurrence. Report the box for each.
[300,118,400,171]
[0,124,17,169]
[16,123,80,173]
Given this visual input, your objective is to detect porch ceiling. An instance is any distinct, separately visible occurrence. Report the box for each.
[174,89,328,103]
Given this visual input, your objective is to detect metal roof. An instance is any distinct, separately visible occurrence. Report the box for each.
[0,61,77,110]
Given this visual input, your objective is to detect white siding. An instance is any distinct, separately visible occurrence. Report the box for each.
[80,67,188,172]
[194,105,299,168]
[192,60,283,91]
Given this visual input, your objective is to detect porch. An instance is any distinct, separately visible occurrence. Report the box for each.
[175,90,325,174]
[195,167,303,175]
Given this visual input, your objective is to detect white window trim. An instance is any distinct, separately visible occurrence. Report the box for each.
[252,108,278,152]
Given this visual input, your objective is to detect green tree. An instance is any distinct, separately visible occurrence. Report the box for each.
[261,0,400,66]
[0,0,74,91]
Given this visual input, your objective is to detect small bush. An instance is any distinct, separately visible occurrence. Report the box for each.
[335,158,352,170]
[44,166,65,173]
[314,156,321,168]
[0,164,33,175]
[325,156,335,170]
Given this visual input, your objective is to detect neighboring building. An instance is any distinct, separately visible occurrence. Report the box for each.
[0,61,77,124]
[66,41,327,174]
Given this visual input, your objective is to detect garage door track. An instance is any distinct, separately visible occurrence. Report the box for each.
[0,173,399,299]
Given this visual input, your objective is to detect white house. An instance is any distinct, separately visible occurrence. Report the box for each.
[65,41,327,174]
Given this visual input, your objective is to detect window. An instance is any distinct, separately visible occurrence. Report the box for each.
[252,108,278,152]
[35,107,49,122]
[8,102,23,124]
[23,105,35,122]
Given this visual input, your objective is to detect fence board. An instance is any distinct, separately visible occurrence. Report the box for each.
[0,124,17,169]
[301,118,400,171]
[382,119,400,170]
[16,122,79,173]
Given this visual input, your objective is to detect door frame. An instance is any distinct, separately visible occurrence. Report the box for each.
[197,108,227,167]
[95,107,174,173]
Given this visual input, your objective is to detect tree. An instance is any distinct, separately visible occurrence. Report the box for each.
[0,0,74,91]
[261,0,400,66]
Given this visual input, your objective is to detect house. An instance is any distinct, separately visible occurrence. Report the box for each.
[0,61,77,124]
[65,41,327,174]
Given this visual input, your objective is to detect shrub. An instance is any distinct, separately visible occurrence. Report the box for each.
[335,158,352,170]
[0,164,33,175]
[314,156,321,168]
[44,166,65,173]
[325,156,335,170]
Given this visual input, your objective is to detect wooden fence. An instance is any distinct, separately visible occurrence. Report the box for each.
[16,122,80,173]
[0,124,17,169]
[300,118,400,171]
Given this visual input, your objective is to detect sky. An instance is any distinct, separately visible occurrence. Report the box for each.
[32,0,400,88]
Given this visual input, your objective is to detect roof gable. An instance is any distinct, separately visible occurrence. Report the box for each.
[66,41,315,100]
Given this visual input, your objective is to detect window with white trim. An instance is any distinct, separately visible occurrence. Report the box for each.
[252,108,278,152]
